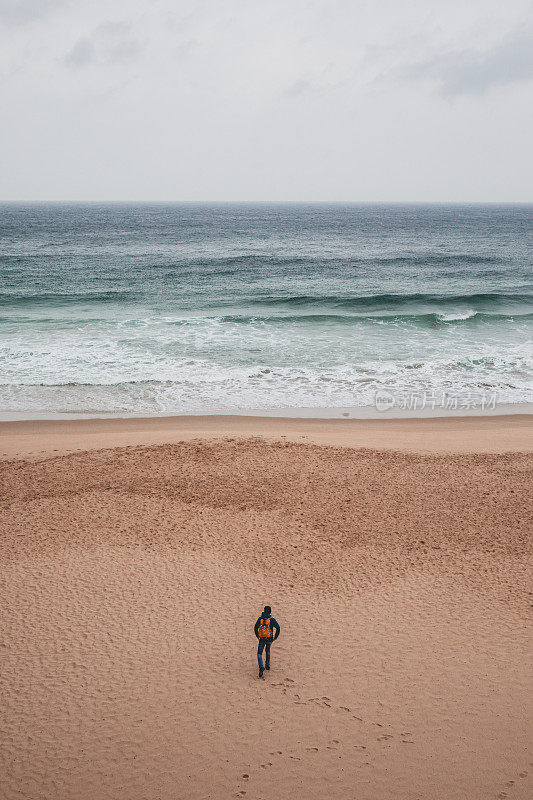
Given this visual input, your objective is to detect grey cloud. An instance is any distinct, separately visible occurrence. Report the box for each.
[0,0,66,26]
[64,37,95,69]
[63,19,142,69]
[174,40,198,60]
[283,78,313,98]
[283,68,342,100]
[94,20,130,38]
[404,28,533,98]
[106,38,142,64]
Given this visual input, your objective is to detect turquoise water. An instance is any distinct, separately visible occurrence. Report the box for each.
[0,203,531,416]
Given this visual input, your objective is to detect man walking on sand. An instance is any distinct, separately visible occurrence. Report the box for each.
[254,605,280,678]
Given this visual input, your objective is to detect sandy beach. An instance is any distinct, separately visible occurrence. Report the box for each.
[0,415,532,800]
[1,411,532,459]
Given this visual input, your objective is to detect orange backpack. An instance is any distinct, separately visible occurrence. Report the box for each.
[258,617,272,638]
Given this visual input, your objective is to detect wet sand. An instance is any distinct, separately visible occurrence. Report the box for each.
[0,418,532,800]
[0,411,532,459]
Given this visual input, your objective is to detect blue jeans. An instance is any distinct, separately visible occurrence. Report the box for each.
[257,638,272,668]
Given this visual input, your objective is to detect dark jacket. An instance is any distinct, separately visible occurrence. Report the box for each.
[254,614,280,640]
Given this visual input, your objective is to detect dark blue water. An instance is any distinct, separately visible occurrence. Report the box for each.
[0,203,531,415]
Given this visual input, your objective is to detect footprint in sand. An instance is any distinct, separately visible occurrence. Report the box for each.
[496,770,529,798]
[306,747,319,752]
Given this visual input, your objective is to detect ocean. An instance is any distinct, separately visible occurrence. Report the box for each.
[0,203,531,418]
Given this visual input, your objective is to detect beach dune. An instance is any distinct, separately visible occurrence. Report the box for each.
[0,418,532,800]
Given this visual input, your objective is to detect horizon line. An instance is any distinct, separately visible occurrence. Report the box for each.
[1,199,532,206]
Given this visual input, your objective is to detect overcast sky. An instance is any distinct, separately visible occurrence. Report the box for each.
[1,0,532,201]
